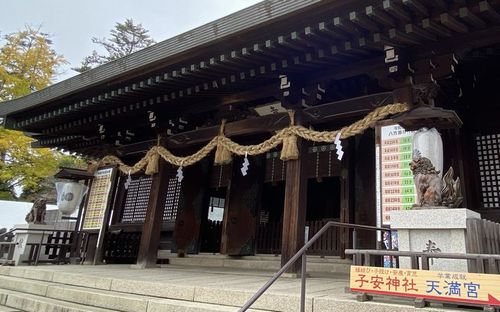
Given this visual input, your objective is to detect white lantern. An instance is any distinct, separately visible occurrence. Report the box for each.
[55,182,88,215]
[412,128,443,177]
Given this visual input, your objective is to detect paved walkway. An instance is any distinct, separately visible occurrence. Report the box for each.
[26,264,351,298]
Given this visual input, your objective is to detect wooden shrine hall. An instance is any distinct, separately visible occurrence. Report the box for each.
[1,0,500,272]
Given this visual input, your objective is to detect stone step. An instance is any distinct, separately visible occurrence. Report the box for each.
[0,288,119,312]
[0,275,51,296]
[46,283,269,312]
[0,305,22,312]
[0,269,270,312]
[158,251,352,263]
[158,252,351,273]
[0,266,458,312]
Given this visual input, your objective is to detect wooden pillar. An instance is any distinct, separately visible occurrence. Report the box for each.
[280,138,307,273]
[135,159,169,268]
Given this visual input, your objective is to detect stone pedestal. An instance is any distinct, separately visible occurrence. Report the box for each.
[390,208,480,272]
[13,223,54,266]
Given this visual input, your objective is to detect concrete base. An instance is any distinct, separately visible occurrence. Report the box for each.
[12,223,54,266]
[390,208,480,272]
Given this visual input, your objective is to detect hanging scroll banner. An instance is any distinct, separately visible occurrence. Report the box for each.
[350,266,500,307]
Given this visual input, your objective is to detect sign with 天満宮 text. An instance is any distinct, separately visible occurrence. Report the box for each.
[350,266,500,307]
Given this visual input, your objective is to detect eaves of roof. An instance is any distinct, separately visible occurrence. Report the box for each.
[0,0,326,116]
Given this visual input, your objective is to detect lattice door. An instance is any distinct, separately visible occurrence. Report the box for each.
[476,134,500,209]
[120,176,153,223]
[163,178,181,221]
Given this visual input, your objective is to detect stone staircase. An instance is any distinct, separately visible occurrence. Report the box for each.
[157,252,352,274]
[0,265,461,312]
[0,266,272,312]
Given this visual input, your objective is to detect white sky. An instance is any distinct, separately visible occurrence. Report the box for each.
[0,0,262,81]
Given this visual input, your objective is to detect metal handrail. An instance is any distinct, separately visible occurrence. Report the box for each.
[239,221,391,312]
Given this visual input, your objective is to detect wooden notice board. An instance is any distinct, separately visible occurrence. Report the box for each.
[350,266,500,307]
[376,124,417,226]
[82,168,115,230]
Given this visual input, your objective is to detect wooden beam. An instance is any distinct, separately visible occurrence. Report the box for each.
[317,21,349,40]
[333,16,359,35]
[135,159,169,268]
[358,37,384,51]
[422,18,452,37]
[304,25,336,46]
[440,13,469,33]
[373,32,403,47]
[343,41,373,57]
[349,11,380,32]
[405,24,436,41]
[383,0,412,23]
[459,7,487,29]
[365,5,396,27]
[389,28,421,45]
[303,92,393,122]
[479,1,500,24]
[167,113,289,147]
[402,0,429,16]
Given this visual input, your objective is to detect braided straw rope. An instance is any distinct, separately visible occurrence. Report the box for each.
[91,103,409,174]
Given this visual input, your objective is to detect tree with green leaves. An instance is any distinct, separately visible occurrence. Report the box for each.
[73,19,155,73]
[0,26,66,101]
[0,26,86,201]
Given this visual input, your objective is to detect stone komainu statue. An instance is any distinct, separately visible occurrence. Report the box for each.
[25,198,47,224]
[410,155,463,208]
[410,156,442,207]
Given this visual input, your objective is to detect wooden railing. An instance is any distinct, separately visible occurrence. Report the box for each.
[256,219,342,256]
[466,218,500,255]
[256,222,282,254]
[306,220,340,256]
[103,230,141,264]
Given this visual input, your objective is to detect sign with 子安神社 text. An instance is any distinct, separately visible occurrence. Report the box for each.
[376,124,416,226]
[350,266,500,307]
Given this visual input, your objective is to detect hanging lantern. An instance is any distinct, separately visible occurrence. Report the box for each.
[412,128,443,176]
[55,182,88,215]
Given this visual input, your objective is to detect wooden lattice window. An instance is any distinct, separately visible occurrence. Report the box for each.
[163,178,181,221]
[121,176,153,223]
[476,134,500,209]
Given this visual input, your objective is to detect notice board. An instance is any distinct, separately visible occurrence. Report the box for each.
[82,168,115,230]
[376,124,417,226]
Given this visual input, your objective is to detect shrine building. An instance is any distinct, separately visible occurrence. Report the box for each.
[1,0,500,272]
